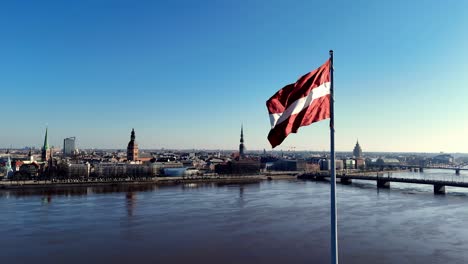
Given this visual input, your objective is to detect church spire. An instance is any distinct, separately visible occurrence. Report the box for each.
[43,127,49,151]
[131,128,135,141]
[239,124,245,158]
[240,124,244,143]
[41,127,51,161]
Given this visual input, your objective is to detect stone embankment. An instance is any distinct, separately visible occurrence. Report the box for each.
[0,174,298,190]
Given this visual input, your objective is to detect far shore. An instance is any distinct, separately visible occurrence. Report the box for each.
[0,174,297,190]
[0,169,407,190]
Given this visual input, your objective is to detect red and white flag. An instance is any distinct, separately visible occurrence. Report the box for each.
[266,59,331,148]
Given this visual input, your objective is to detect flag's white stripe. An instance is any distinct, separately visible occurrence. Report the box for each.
[269,113,281,127]
[269,82,330,128]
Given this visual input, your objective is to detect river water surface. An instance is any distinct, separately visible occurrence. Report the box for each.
[1,169,468,264]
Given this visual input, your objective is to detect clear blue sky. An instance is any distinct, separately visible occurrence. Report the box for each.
[1,0,467,152]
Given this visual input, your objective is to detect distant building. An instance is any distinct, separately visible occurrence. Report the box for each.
[66,163,90,178]
[239,125,246,158]
[215,159,260,175]
[355,158,365,169]
[18,163,40,178]
[181,159,194,167]
[269,159,298,171]
[296,159,307,171]
[41,127,51,161]
[353,140,363,158]
[343,159,356,170]
[305,163,321,172]
[151,161,184,176]
[138,152,153,163]
[320,159,344,171]
[126,128,139,161]
[63,137,76,157]
[376,158,400,166]
[93,163,154,178]
[208,158,225,171]
[431,154,454,164]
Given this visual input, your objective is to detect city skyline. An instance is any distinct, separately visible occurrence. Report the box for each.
[1,0,468,152]
[3,126,468,155]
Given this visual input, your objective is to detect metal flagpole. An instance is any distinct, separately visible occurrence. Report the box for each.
[329,49,338,264]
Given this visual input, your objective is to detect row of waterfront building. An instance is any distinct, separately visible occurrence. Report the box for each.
[0,126,461,180]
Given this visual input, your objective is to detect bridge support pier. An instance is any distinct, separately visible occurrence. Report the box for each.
[455,169,460,175]
[433,184,446,195]
[340,178,352,185]
[316,175,326,181]
[377,179,390,188]
[419,167,424,173]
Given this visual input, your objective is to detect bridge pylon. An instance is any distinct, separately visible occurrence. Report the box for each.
[377,179,390,188]
[434,184,446,195]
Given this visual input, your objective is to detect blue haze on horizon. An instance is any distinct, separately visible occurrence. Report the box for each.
[1,0,467,152]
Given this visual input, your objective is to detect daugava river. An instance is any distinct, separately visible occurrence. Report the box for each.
[1,169,468,264]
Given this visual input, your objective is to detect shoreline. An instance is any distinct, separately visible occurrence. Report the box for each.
[0,174,297,190]
[0,170,407,190]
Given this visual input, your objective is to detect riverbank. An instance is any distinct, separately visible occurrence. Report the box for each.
[0,174,298,190]
[0,169,407,190]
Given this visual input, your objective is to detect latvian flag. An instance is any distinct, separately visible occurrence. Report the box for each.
[267,59,331,148]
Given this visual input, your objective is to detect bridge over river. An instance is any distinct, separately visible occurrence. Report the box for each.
[298,171,468,194]
[394,162,468,175]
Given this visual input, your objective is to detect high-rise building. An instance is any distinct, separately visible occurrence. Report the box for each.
[353,140,363,158]
[239,125,245,158]
[41,127,51,161]
[127,129,139,161]
[63,137,76,157]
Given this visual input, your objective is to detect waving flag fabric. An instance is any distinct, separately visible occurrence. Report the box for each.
[266,59,331,148]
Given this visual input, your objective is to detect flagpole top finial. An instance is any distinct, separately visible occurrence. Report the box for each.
[329,50,334,55]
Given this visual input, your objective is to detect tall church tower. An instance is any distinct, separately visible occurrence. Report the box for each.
[41,127,51,161]
[127,128,139,161]
[353,140,363,158]
[239,125,246,158]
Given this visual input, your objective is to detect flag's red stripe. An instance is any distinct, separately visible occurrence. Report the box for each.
[266,83,295,114]
[266,60,330,114]
[267,94,330,148]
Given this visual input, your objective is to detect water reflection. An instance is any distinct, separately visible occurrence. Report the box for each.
[237,186,245,207]
[0,184,158,198]
[126,191,136,217]
[1,179,468,264]
[41,194,52,204]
